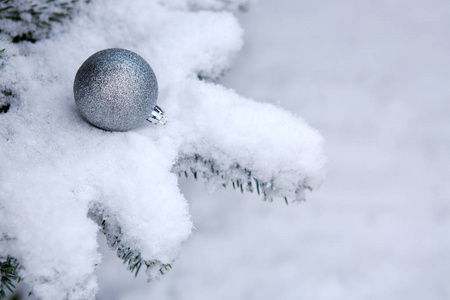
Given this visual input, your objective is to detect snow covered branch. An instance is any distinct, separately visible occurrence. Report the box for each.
[0,0,89,42]
[0,256,21,298]
[0,0,325,298]
[87,202,173,279]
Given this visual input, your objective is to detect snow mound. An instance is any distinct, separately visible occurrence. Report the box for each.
[0,0,325,299]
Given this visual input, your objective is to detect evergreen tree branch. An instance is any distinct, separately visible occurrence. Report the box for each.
[173,154,313,203]
[88,203,173,278]
[0,0,91,42]
[0,256,21,300]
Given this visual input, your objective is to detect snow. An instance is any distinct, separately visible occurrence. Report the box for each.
[0,0,324,299]
[94,0,449,299]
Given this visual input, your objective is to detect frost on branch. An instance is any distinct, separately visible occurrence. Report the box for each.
[0,0,325,299]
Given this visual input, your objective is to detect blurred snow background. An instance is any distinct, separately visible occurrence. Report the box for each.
[92,0,450,299]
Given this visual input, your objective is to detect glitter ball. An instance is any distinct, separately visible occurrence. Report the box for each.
[74,48,158,131]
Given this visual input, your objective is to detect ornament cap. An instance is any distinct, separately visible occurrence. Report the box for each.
[147,105,168,125]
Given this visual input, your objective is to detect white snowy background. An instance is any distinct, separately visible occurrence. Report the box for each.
[94,0,450,299]
[3,0,450,299]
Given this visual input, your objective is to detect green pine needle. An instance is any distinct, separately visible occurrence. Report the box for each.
[173,154,311,203]
[88,204,173,279]
[0,256,21,299]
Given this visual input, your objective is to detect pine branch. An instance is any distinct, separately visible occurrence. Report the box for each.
[0,256,21,299]
[0,0,90,42]
[0,88,12,114]
[0,48,13,114]
[173,154,312,203]
[1,201,173,300]
[88,203,172,278]
[0,0,90,115]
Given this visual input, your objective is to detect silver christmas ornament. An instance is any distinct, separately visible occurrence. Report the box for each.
[74,48,167,131]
